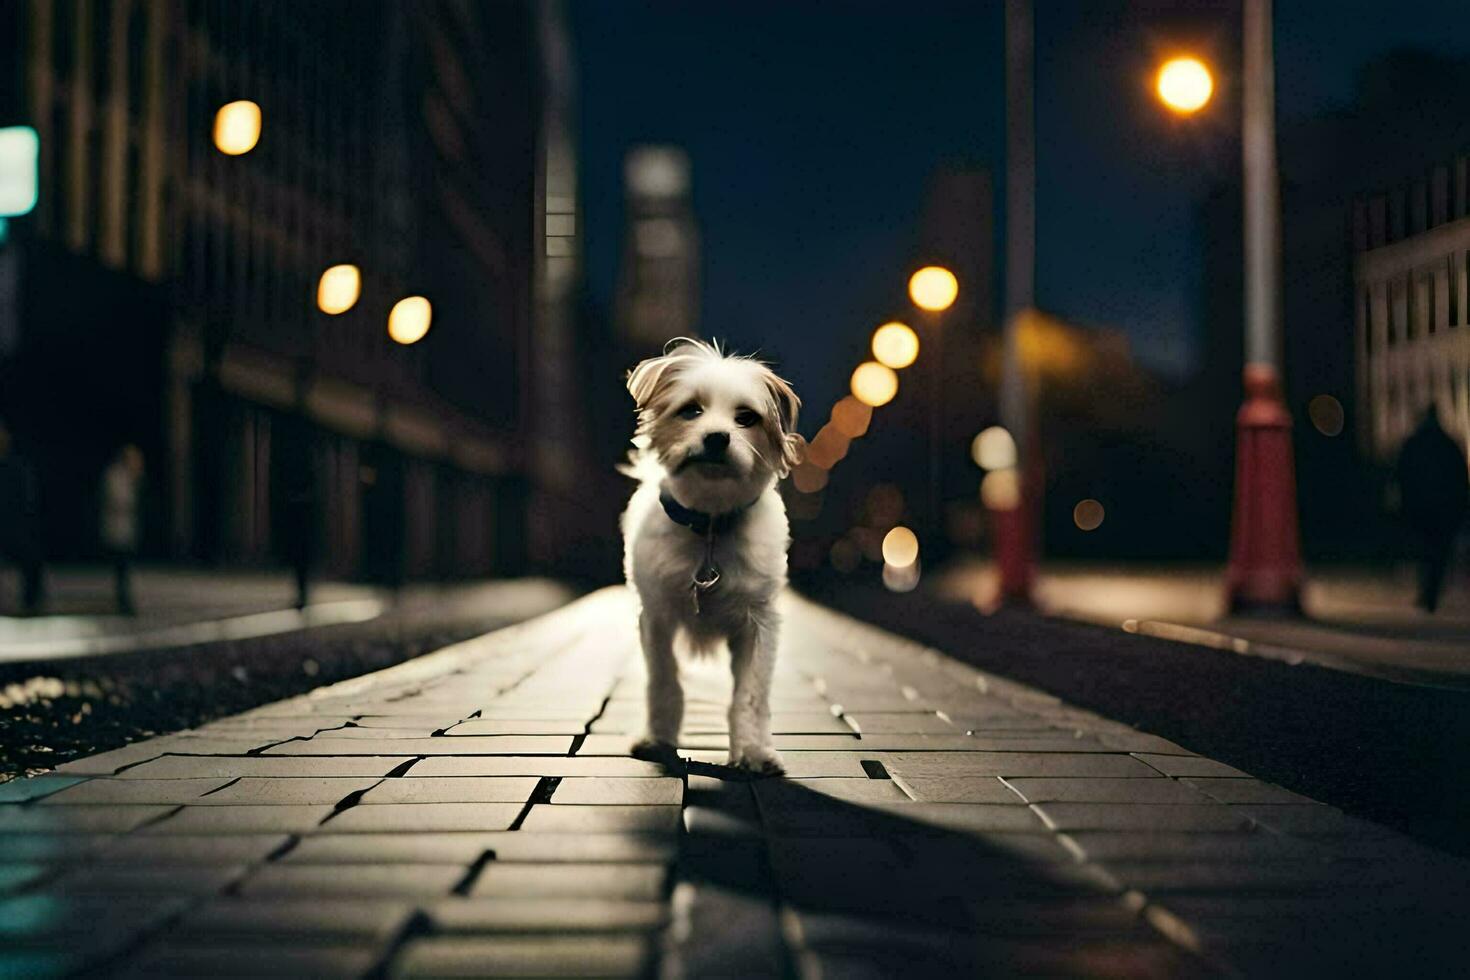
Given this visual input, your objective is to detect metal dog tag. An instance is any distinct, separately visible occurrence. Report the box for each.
[691,528,721,615]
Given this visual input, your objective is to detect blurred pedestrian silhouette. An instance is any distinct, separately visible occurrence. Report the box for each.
[0,422,45,614]
[1396,405,1469,613]
[274,419,318,611]
[101,444,145,614]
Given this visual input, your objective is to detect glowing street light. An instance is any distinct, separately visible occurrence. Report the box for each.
[1156,57,1213,114]
[316,264,361,315]
[871,321,920,369]
[1073,498,1105,531]
[908,266,959,312]
[850,361,898,407]
[388,296,432,345]
[830,396,873,439]
[213,100,262,155]
[881,526,920,568]
[971,426,1017,471]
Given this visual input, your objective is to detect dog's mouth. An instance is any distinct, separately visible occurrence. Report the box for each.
[677,451,738,475]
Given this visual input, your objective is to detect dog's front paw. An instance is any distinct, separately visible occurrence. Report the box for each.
[728,742,785,777]
[631,737,683,768]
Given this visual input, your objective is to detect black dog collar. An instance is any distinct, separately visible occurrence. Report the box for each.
[658,488,753,536]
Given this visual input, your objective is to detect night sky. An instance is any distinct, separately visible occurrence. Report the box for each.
[572,0,1468,416]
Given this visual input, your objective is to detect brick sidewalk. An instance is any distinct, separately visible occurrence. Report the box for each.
[2,588,1467,977]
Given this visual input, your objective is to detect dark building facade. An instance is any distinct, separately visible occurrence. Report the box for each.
[1198,49,1470,560]
[1,0,594,580]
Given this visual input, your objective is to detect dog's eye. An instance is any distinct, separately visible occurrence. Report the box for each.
[677,402,703,420]
[734,409,760,428]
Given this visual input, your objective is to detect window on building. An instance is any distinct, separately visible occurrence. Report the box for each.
[1451,254,1460,329]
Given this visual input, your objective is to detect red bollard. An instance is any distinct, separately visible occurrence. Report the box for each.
[1225,364,1303,612]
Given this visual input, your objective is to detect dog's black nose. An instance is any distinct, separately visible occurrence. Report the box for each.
[703,431,730,456]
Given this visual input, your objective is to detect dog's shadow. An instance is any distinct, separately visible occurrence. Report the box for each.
[653,757,1187,977]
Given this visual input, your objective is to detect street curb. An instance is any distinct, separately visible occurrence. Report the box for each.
[1126,618,1470,692]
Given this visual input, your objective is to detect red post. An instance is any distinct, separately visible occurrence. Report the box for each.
[1225,364,1302,611]
[993,458,1040,604]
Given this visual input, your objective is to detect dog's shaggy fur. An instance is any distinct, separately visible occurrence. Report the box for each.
[621,339,803,774]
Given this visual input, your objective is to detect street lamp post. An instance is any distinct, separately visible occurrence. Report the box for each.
[1151,1,1301,611]
[908,266,958,552]
[996,0,1037,605]
[1229,0,1302,610]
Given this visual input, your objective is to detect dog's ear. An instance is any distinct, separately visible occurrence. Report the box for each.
[627,353,675,410]
[627,337,704,409]
[759,367,805,478]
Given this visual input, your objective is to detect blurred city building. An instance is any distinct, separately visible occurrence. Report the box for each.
[614,145,700,351]
[1353,157,1470,463]
[0,0,601,581]
[1200,49,1470,561]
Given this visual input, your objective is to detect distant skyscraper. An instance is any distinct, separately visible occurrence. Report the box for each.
[615,146,700,348]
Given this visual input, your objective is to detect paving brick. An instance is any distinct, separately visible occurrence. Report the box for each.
[485,833,678,864]
[94,834,290,865]
[178,897,414,940]
[0,894,185,943]
[1061,831,1324,864]
[154,737,291,755]
[391,935,651,978]
[442,719,590,735]
[0,833,115,863]
[666,881,788,977]
[193,775,381,805]
[350,716,466,729]
[474,707,606,720]
[0,775,88,803]
[1097,732,1197,754]
[0,803,175,834]
[321,802,522,833]
[882,752,1160,778]
[45,864,246,896]
[469,862,667,900]
[117,755,414,779]
[283,832,500,864]
[1005,777,1214,804]
[1034,802,1256,833]
[284,831,675,865]
[890,775,1025,803]
[1238,804,1392,838]
[1180,777,1318,805]
[552,777,684,805]
[313,726,435,739]
[1134,753,1252,778]
[407,756,668,777]
[427,897,667,933]
[518,804,682,834]
[0,948,92,978]
[0,863,52,894]
[141,804,333,834]
[239,862,465,897]
[843,712,958,734]
[120,943,378,980]
[762,801,1043,837]
[40,777,234,805]
[263,734,575,755]
[682,805,764,837]
[53,740,176,775]
[1105,860,1379,895]
[754,777,912,806]
[359,776,539,804]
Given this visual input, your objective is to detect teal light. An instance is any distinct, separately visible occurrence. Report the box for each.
[0,126,40,218]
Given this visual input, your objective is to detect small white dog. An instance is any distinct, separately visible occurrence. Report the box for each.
[621,339,804,775]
